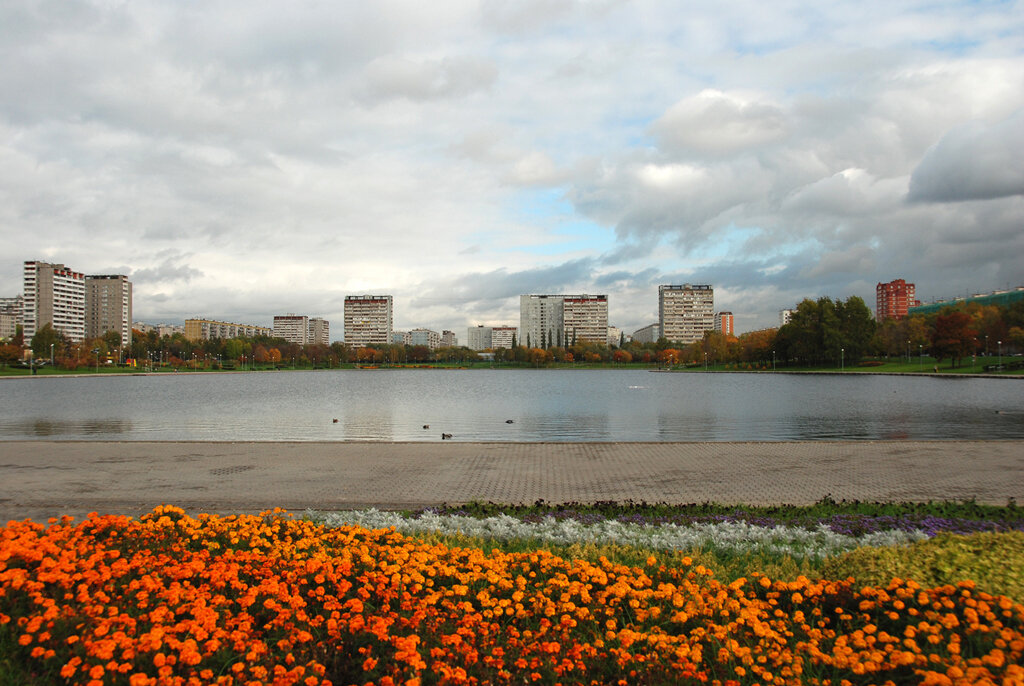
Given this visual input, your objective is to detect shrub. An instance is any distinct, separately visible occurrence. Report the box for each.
[821,530,1024,600]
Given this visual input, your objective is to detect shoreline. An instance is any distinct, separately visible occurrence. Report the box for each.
[2,440,1022,524]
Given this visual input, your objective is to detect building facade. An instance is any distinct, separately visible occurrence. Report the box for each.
[184,319,272,341]
[308,318,330,345]
[273,315,309,344]
[491,326,517,349]
[779,309,795,327]
[467,325,491,350]
[659,284,714,344]
[23,261,86,343]
[632,323,660,344]
[0,296,22,340]
[441,330,457,348]
[562,295,609,345]
[520,294,607,348]
[85,275,132,345]
[344,295,393,348]
[876,279,918,321]
[409,328,441,350]
[908,286,1024,318]
[714,311,734,337]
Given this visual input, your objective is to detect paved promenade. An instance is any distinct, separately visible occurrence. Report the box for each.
[1,440,1022,523]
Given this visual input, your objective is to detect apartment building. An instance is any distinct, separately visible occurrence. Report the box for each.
[308,317,330,345]
[409,328,441,350]
[714,311,734,337]
[85,275,132,345]
[184,318,272,341]
[779,309,795,327]
[23,261,86,342]
[491,326,517,349]
[0,296,22,340]
[659,284,714,344]
[468,325,517,350]
[563,294,609,345]
[876,279,918,321]
[441,330,457,348]
[344,295,393,348]
[520,294,608,348]
[632,323,660,344]
[273,314,309,344]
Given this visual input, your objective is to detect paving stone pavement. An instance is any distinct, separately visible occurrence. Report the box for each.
[1,440,1022,523]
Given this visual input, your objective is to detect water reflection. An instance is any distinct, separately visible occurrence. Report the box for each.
[0,371,1021,442]
[2,418,133,437]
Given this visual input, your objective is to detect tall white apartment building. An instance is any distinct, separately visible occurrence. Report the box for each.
[491,326,517,349]
[779,309,795,327]
[344,295,393,348]
[468,325,517,350]
[409,328,441,350]
[185,319,272,341]
[563,295,608,345]
[274,314,309,344]
[23,261,86,342]
[468,325,492,350]
[659,284,714,344]
[85,275,133,345]
[0,296,22,340]
[441,330,457,347]
[520,294,608,348]
[308,318,330,345]
[632,323,660,344]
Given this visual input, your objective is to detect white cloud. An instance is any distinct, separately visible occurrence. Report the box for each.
[1,0,1023,336]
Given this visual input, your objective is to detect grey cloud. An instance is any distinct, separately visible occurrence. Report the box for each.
[908,110,1024,202]
[650,90,788,156]
[594,268,658,289]
[410,259,598,308]
[358,55,497,102]
[131,259,203,285]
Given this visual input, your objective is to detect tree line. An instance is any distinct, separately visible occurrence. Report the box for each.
[5,295,1022,371]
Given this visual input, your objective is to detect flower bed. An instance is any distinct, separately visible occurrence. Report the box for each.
[2,506,1022,685]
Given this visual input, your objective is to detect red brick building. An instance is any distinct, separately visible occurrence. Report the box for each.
[876,279,919,321]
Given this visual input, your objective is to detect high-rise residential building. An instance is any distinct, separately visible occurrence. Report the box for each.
[85,275,133,345]
[23,261,86,343]
[441,330,457,348]
[467,325,491,350]
[659,284,714,344]
[0,296,22,340]
[273,314,309,344]
[779,309,795,327]
[184,319,272,341]
[344,295,393,348]
[491,326,517,349]
[714,311,734,337]
[632,323,660,344]
[562,295,609,345]
[520,294,608,348]
[409,328,441,350]
[308,318,330,345]
[876,279,918,321]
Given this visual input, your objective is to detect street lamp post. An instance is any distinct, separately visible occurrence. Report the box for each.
[998,340,1003,369]
[92,348,99,373]
[841,347,845,372]
[50,343,54,366]
[906,340,910,366]
[704,352,707,371]
[772,350,776,371]
[919,344,923,372]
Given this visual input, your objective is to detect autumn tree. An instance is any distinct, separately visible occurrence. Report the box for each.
[930,310,977,367]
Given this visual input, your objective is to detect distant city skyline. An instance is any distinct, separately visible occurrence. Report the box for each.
[1,2,1022,336]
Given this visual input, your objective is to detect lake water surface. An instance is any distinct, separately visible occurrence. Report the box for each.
[1,369,1022,442]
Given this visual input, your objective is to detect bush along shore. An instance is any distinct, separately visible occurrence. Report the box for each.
[0,502,1022,686]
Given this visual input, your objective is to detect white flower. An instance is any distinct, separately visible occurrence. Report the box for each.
[309,510,927,559]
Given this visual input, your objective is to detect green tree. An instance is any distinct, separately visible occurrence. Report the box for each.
[836,296,876,363]
[30,323,66,359]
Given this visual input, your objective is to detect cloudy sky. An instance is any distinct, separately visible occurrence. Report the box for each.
[2,0,1023,340]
